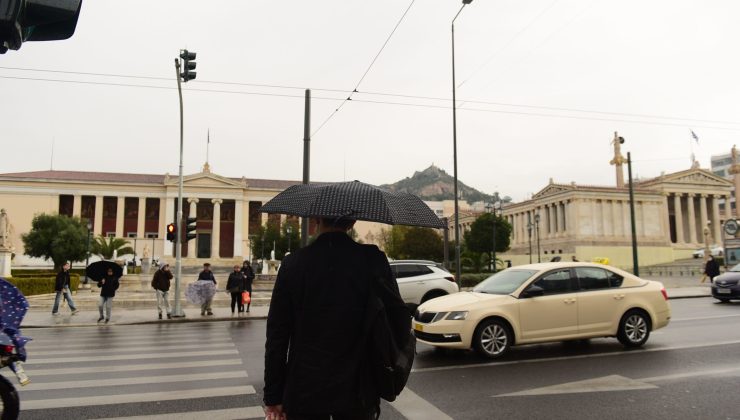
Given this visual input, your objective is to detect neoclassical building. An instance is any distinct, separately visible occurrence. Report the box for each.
[0,165,300,266]
[500,136,736,268]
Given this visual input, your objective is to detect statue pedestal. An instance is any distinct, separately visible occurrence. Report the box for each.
[141,258,152,275]
[267,260,280,275]
[0,249,11,277]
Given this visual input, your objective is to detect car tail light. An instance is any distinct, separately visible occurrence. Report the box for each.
[2,345,14,354]
[661,287,668,301]
[444,276,455,283]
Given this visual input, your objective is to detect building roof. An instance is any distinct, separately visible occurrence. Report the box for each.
[0,170,301,190]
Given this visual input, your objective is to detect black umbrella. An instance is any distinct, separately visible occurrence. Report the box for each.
[259,181,446,229]
[85,260,123,281]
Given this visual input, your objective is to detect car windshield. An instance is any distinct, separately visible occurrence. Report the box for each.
[729,264,740,272]
[473,269,538,295]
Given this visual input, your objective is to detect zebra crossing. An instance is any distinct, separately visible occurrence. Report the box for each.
[17,323,265,419]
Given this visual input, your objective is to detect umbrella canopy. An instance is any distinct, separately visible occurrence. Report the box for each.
[185,280,217,305]
[259,181,446,229]
[86,260,123,281]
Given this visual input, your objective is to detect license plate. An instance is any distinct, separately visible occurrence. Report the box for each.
[717,288,731,294]
[414,323,424,332]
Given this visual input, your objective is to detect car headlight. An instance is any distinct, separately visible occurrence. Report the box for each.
[446,311,468,321]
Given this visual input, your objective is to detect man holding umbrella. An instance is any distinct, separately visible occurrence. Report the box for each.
[263,181,436,420]
[97,267,120,323]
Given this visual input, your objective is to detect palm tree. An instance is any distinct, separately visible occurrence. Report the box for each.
[90,236,135,260]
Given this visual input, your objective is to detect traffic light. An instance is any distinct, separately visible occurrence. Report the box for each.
[0,0,83,54]
[179,49,196,82]
[185,217,197,241]
[166,223,176,241]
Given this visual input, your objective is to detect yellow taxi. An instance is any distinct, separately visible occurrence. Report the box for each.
[413,262,671,358]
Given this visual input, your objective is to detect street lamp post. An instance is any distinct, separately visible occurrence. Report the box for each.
[626,148,639,276]
[485,203,493,271]
[527,213,533,264]
[535,213,541,263]
[451,0,474,287]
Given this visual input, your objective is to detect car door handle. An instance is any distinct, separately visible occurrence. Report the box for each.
[563,298,576,304]
[613,294,625,300]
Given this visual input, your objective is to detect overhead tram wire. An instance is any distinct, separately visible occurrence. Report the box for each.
[2,74,740,132]
[457,0,562,89]
[311,0,417,138]
[3,66,740,127]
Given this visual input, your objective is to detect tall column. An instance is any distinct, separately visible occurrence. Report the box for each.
[211,199,223,259]
[725,194,733,221]
[556,202,563,236]
[136,197,146,238]
[610,200,619,237]
[73,195,82,217]
[673,194,684,244]
[548,204,555,238]
[234,199,244,258]
[115,196,125,237]
[186,198,199,258]
[699,194,709,244]
[164,198,175,257]
[687,193,697,244]
[621,200,629,238]
[712,194,721,244]
[94,196,103,236]
[661,193,670,243]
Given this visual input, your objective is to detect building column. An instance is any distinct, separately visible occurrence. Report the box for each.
[234,199,244,258]
[94,196,103,236]
[73,195,82,217]
[699,194,709,243]
[211,199,223,259]
[673,194,684,244]
[187,198,199,258]
[136,197,146,238]
[164,198,175,257]
[725,194,733,221]
[712,194,721,244]
[555,203,563,236]
[661,193,670,243]
[115,196,125,237]
[687,193,697,244]
[546,204,553,238]
[621,200,629,238]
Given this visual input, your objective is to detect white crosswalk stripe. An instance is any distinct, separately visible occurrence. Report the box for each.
[19,326,264,418]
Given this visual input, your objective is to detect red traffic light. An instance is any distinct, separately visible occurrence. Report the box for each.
[166,223,176,241]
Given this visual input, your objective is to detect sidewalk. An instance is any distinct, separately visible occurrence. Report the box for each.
[22,284,712,328]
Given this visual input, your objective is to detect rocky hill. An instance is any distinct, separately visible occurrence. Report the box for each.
[381,165,498,204]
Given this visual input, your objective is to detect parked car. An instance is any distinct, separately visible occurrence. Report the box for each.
[413,262,671,359]
[711,263,740,303]
[389,260,458,309]
[693,246,724,258]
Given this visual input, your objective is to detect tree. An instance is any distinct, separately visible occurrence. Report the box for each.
[21,214,89,270]
[90,236,134,259]
[380,225,443,261]
[464,213,512,270]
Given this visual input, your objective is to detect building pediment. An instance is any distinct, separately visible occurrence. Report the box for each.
[532,184,574,199]
[164,172,246,189]
[640,168,733,189]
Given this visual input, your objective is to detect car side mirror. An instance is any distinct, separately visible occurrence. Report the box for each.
[523,285,544,298]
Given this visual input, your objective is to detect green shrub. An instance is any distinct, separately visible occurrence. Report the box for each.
[460,273,490,288]
[11,268,85,276]
[6,274,80,296]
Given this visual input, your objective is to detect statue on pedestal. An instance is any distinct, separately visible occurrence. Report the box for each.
[0,209,12,250]
[143,244,150,259]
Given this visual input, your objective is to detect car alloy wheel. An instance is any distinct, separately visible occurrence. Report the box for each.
[474,319,511,359]
[617,310,651,347]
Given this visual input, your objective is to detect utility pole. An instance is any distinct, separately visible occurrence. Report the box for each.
[301,89,311,247]
[627,150,639,276]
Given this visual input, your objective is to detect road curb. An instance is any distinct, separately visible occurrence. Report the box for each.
[22,315,269,329]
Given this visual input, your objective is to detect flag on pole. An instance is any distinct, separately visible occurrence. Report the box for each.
[690,130,699,143]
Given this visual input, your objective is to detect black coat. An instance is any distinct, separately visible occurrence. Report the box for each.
[263,232,409,414]
[705,259,721,277]
[97,275,120,298]
[226,271,245,292]
[198,270,216,284]
[54,270,70,292]
[151,269,173,291]
[240,265,255,292]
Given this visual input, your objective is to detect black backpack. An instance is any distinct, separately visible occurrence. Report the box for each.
[362,249,416,402]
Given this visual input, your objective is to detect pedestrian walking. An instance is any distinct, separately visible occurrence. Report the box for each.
[97,268,120,323]
[51,262,78,316]
[226,265,245,315]
[240,260,255,313]
[151,263,173,319]
[197,262,216,316]
[264,217,411,420]
[703,255,721,284]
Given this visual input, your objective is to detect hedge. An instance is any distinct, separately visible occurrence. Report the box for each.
[11,268,85,276]
[6,274,80,296]
[460,273,491,288]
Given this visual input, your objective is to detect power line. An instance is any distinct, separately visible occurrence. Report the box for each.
[311,0,417,137]
[3,65,739,126]
[458,0,562,89]
[2,74,740,132]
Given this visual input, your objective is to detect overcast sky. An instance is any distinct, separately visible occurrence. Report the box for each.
[1,0,739,201]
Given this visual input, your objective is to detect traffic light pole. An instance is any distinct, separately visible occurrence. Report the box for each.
[172,58,186,318]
